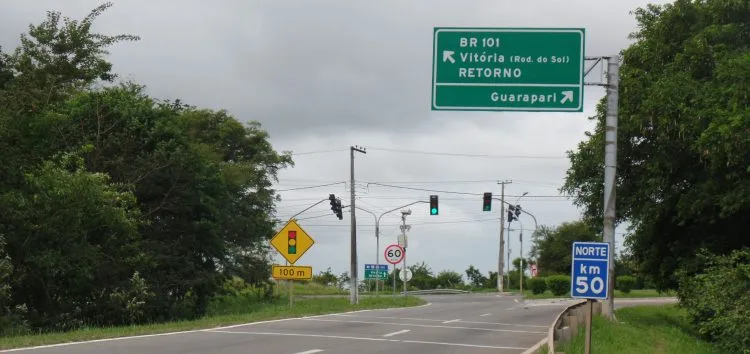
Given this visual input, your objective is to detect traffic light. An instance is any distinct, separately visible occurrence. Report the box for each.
[507,205,517,222]
[329,194,343,220]
[288,230,297,254]
[483,192,492,211]
[429,195,438,215]
[514,204,522,217]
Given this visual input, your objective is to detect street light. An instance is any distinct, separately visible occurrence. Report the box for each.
[515,192,528,293]
[370,201,427,295]
[355,206,377,293]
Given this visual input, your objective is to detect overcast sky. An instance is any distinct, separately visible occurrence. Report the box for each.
[1,0,672,281]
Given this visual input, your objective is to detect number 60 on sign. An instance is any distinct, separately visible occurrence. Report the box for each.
[384,244,404,264]
[570,241,610,300]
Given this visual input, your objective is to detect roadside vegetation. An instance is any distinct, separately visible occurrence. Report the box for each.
[554,305,723,354]
[1,278,423,350]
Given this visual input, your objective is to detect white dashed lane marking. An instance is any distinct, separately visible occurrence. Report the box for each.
[383,329,411,337]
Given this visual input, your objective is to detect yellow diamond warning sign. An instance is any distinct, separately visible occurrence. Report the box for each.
[270,219,315,264]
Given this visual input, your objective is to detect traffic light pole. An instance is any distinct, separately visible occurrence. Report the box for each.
[497,180,511,293]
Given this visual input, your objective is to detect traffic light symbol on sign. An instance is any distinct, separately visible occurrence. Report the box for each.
[288,230,297,254]
[483,192,492,211]
[430,195,439,215]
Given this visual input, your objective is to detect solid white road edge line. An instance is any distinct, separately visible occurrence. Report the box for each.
[207,330,528,350]
[301,318,546,334]
[402,339,527,350]
[382,329,410,337]
[295,350,325,354]
[209,330,398,342]
[520,337,548,354]
[334,314,547,328]
[0,304,433,353]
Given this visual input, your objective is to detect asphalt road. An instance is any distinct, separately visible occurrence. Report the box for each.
[3,294,676,354]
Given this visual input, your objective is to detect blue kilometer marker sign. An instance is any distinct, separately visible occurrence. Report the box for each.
[570,241,610,300]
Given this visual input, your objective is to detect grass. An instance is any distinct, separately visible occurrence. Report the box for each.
[288,281,348,295]
[555,304,722,354]
[522,289,676,299]
[0,295,424,350]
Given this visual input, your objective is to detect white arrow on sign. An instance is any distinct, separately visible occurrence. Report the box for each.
[560,91,574,104]
[443,50,455,64]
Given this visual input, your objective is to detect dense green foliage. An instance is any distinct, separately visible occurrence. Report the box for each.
[0,3,291,333]
[616,275,636,294]
[561,0,750,290]
[545,275,571,296]
[528,277,547,294]
[677,249,750,353]
[560,0,750,349]
[529,221,600,276]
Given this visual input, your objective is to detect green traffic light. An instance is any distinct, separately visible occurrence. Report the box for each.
[430,208,438,215]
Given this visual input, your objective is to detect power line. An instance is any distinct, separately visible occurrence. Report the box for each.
[276,181,346,192]
[367,147,567,160]
[365,182,572,198]
[298,218,500,227]
[286,149,349,156]
[366,182,481,196]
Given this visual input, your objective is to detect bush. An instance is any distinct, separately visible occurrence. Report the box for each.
[616,275,636,294]
[677,248,750,353]
[546,275,570,296]
[528,277,547,294]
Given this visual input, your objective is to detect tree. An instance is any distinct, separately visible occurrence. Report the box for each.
[407,261,435,290]
[0,152,144,330]
[434,270,463,289]
[561,0,750,289]
[465,265,487,287]
[530,220,600,276]
[0,235,13,332]
[0,2,293,330]
[312,267,338,287]
[337,271,351,290]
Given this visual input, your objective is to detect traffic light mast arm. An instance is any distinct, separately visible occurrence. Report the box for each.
[491,197,539,233]
[289,198,330,220]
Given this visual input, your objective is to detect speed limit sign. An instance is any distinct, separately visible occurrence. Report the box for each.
[384,244,404,264]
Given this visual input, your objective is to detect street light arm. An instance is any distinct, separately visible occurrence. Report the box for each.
[355,205,378,226]
[519,209,539,233]
[376,200,428,224]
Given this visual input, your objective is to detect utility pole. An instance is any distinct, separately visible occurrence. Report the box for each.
[602,56,620,319]
[497,180,511,292]
[399,209,412,296]
[350,145,366,304]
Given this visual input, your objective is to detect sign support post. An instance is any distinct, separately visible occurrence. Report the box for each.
[384,244,405,298]
[571,241,610,354]
[585,299,593,354]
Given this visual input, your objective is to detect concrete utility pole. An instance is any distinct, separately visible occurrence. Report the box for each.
[602,56,620,319]
[350,145,366,304]
[497,180,511,292]
[400,210,411,296]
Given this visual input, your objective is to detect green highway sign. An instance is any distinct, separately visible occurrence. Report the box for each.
[364,270,388,280]
[431,27,585,112]
[364,264,389,280]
